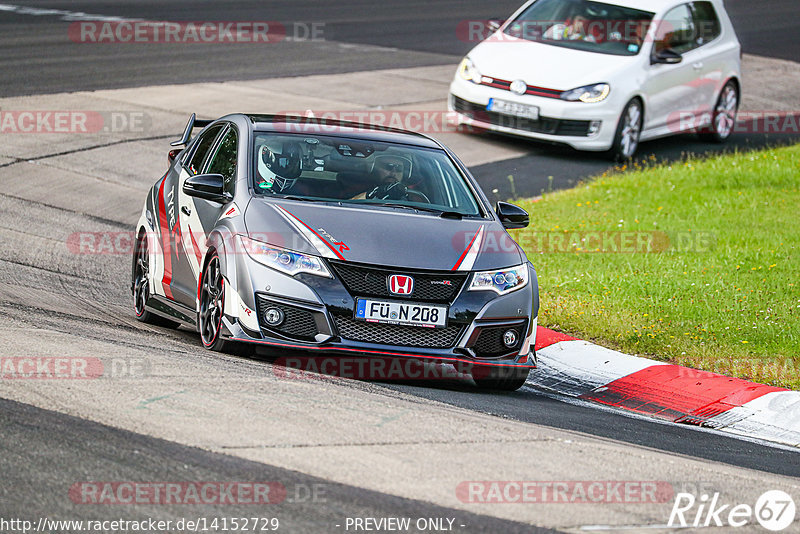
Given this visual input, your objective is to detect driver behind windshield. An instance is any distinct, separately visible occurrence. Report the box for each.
[351,154,414,200]
[544,13,597,42]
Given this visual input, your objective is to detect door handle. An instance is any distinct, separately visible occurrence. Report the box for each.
[692,62,704,70]
[181,206,191,216]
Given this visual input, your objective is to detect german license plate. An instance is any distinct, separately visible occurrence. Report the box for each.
[487,98,540,120]
[355,299,447,328]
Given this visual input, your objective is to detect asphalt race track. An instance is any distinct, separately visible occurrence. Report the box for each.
[2,1,799,197]
[1,0,798,95]
[0,398,548,533]
[1,2,799,532]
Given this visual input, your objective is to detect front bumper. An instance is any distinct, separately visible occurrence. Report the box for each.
[449,76,620,151]
[222,254,538,371]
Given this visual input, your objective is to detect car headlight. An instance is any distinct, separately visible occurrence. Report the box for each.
[457,57,482,84]
[469,264,528,295]
[561,83,610,103]
[238,235,331,278]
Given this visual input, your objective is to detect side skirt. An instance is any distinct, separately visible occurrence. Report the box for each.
[146,295,197,327]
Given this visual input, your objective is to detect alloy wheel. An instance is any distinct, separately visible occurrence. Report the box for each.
[620,102,642,159]
[714,84,738,139]
[200,255,225,346]
[133,234,149,317]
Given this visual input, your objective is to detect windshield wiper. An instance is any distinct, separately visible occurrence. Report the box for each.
[279,195,321,202]
[372,202,464,219]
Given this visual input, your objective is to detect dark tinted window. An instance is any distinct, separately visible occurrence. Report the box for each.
[252,133,482,217]
[186,125,224,175]
[692,1,721,45]
[654,4,696,54]
[206,127,238,194]
[504,0,654,56]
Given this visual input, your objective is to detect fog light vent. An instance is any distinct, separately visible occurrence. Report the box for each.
[503,329,518,348]
[264,307,285,326]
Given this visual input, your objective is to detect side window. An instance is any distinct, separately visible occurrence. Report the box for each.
[654,4,696,54]
[691,1,721,46]
[205,127,238,194]
[185,125,224,175]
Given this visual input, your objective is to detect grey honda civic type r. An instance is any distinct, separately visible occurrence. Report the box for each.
[131,113,539,390]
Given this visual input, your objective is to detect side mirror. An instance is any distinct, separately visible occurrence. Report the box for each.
[183,174,231,204]
[651,48,683,65]
[496,201,529,229]
[168,148,182,164]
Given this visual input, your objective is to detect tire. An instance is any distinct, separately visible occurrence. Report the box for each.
[698,80,738,143]
[608,99,643,162]
[198,252,231,352]
[132,231,180,328]
[472,366,530,392]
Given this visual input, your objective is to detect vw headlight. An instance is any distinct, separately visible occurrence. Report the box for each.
[469,264,528,295]
[457,57,482,84]
[561,83,610,103]
[238,235,331,278]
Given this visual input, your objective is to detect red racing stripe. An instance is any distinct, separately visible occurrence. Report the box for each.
[230,337,534,369]
[188,224,203,266]
[579,365,786,423]
[452,227,480,271]
[156,178,173,300]
[281,207,346,260]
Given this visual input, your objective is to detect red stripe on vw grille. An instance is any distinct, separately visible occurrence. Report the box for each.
[579,365,785,422]
[157,178,173,300]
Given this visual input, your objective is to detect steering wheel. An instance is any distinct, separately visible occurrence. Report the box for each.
[366,181,430,204]
[405,189,430,203]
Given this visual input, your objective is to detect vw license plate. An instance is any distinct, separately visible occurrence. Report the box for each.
[487,98,539,120]
[355,299,447,328]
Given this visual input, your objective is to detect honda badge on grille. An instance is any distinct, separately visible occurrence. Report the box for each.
[388,275,414,295]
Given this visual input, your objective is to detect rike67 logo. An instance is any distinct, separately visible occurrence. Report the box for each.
[669,490,796,531]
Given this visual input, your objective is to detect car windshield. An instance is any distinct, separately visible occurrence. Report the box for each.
[504,0,654,56]
[252,132,483,217]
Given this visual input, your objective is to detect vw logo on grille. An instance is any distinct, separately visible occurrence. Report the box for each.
[510,79,527,95]
[388,274,414,295]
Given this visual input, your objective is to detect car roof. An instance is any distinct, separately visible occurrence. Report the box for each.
[584,0,719,13]
[244,114,443,149]
[604,0,670,11]
[515,0,723,14]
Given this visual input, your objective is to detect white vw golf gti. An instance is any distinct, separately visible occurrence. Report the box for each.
[449,0,741,159]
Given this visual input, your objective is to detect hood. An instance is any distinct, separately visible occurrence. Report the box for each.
[468,34,637,90]
[243,198,525,272]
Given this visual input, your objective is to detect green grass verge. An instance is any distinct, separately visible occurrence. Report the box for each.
[512,144,800,389]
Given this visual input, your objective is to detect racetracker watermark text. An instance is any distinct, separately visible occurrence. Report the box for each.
[0,357,148,379]
[669,111,800,135]
[0,111,150,134]
[456,19,713,44]
[69,482,287,505]
[68,230,716,256]
[271,357,516,382]
[274,111,478,135]
[457,481,674,503]
[69,21,325,43]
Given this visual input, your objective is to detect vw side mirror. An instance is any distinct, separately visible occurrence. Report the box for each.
[651,48,683,65]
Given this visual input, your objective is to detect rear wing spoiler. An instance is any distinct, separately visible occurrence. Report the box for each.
[170,113,214,147]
